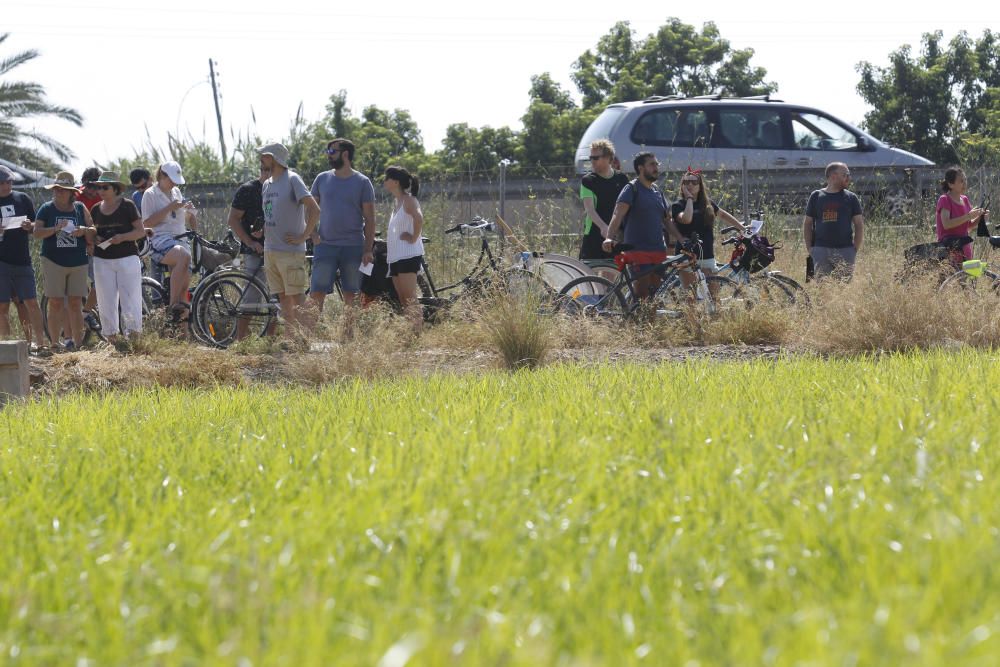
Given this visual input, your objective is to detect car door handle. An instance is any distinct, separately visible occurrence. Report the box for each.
[773,157,788,166]
[796,157,811,166]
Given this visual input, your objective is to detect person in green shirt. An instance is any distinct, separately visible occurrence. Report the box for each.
[579,139,628,260]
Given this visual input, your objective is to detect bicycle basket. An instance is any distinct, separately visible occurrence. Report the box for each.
[196,244,236,273]
[735,236,777,273]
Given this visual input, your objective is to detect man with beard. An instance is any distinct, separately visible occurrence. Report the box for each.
[602,152,682,300]
[309,138,375,315]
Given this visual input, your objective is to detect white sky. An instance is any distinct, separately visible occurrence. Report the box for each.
[4,0,997,175]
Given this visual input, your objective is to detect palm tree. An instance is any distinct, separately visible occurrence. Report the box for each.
[0,33,83,172]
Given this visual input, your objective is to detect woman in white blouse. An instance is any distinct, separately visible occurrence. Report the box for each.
[382,166,424,332]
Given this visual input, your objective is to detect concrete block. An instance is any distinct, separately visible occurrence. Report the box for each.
[0,340,29,405]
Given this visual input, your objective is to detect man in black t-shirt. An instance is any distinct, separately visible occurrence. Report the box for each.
[226,163,273,338]
[579,139,628,260]
[0,165,47,352]
[803,162,864,280]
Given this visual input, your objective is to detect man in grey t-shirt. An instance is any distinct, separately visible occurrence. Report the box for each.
[259,142,320,331]
[309,138,376,311]
[803,162,864,280]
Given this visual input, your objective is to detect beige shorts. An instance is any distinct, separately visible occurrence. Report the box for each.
[264,250,307,296]
[42,257,90,298]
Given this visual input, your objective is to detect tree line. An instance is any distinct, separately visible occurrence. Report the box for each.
[4,22,1000,183]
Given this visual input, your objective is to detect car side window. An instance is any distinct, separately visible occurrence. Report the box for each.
[718,109,785,149]
[630,108,711,147]
[790,111,859,151]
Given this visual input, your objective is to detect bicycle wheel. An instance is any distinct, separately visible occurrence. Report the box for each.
[938,268,1000,296]
[142,277,166,315]
[190,270,274,348]
[657,275,748,317]
[500,267,558,308]
[41,294,103,347]
[766,272,810,306]
[744,274,796,305]
[555,275,629,318]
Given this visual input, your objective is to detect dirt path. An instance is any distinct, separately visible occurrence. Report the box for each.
[26,343,789,396]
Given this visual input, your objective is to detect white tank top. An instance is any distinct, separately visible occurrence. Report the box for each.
[386,200,424,263]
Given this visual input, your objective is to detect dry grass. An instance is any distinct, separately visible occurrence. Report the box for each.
[480,292,552,370]
[26,245,1000,394]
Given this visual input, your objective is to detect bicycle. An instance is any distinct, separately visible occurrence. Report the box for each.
[555,236,746,319]
[714,219,809,305]
[188,254,276,347]
[143,229,239,337]
[424,217,556,318]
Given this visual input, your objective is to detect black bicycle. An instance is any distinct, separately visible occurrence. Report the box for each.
[420,217,555,319]
[555,236,747,319]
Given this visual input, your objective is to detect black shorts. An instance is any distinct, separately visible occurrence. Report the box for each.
[388,256,422,276]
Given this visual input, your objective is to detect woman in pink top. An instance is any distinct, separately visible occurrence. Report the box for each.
[936,166,988,260]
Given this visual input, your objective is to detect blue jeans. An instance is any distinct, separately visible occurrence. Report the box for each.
[310,244,363,294]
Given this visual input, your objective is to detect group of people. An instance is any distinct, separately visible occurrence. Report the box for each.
[225,139,424,334]
[578,139,866,295]
[0,135,427,354]
[2,135,989,354]
[0,161,196,353]
[579,139,993,296]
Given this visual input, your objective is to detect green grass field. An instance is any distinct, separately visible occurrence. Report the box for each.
[3,351,1000,666]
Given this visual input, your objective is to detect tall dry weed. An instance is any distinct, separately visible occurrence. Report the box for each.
[481,289,552,370]
[791,255,1000,353]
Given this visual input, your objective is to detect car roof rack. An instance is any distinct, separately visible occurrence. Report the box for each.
[689,93,723,100]
[738,94,784,102]
[642,95,683,103]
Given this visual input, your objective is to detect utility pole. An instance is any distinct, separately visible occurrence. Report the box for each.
[208,59,227,163]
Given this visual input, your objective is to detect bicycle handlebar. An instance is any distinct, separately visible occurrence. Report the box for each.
[444,219,495,236]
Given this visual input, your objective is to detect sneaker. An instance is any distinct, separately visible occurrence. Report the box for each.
[30,344,54,358]
[63,340,77,352]
[83,311,101,332]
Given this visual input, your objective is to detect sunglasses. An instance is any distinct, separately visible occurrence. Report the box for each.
[324,148,342,155]
[96,184,115,190]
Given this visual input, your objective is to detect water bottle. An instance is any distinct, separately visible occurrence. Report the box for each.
[520,251,531,270]
[695,278,708,301]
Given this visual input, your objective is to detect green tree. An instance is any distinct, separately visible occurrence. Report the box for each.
[570,19,775,108]
[518,74,598,169]
[856,29,1000,164]
[0,33,83,172]
[438,123,518,176]
[285,93,427,181]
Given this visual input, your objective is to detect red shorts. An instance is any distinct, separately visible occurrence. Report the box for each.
[615,250,668,270]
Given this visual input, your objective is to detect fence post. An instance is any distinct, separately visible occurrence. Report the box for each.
[498,159,511,250]
[0,340,29,406]
[741,155,750,223]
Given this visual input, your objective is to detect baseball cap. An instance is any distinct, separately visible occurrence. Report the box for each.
[0,165,14,183]
[257,143,290,168]
[160,160,186,185]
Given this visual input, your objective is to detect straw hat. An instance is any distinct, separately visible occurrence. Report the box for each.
[43,171,82,193]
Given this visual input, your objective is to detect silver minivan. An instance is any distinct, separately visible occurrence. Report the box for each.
[575,96,935,205]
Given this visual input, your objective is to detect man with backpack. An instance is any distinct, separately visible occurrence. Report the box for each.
[602,152,682,299]
[259,142,320,332]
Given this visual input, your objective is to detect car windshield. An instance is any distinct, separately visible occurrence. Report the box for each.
[791,111,858,151]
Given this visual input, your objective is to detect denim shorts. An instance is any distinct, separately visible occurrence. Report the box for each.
[0,260,37,303]
[150,235,191,266]
[310,244,363,294]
